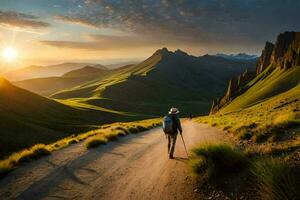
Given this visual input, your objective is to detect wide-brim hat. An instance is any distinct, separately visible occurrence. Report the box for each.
[169,107,179,114]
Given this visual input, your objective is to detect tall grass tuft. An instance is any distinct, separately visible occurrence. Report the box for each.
[252,159,300,200]
[272,111,299,128]
[191,143,249,181]
[85,136,108,149]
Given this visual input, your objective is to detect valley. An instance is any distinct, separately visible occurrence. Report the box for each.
[0,31,299,200]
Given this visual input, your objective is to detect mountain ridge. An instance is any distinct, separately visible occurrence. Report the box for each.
[52,48,256,116]
[215,53,258,60]
[210,31,300,114]
[3,63,107,81]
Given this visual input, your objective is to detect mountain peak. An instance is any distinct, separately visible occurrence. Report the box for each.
[174,49,189,56]
[154,48,190,58]
[154,47,170,55]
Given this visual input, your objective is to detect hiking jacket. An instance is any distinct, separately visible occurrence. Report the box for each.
[169,114,182,134]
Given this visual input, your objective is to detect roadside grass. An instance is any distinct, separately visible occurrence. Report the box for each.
[190,143,249,181]
[0,144,50,178]
[196,106,300,144]
[85,136,108,148]
[0,118,161,178]
[251,159,300,200]
[189,143,300,199]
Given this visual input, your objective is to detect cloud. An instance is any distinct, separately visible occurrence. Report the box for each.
[54,15,98,28]
[55,0,300,47]
[41,34,166,50]
[0,10,50,29]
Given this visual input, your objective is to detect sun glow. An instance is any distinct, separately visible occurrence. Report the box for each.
[2,47,18,62]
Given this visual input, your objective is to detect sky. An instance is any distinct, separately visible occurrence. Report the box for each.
[0,0,300,69]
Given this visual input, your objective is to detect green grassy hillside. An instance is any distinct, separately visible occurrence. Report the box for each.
[52,49,256,116]
[0,77,142,159]
[14,66,108,96]
[194,32,300,199]
[220,66,300,113]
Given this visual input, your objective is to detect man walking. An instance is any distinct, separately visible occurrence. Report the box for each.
[162,107,183,159]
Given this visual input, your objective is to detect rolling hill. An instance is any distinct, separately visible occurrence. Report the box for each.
[14,66,109,96]
[0,77,142,158]
[52,48,257,116]
[3,63,107,81]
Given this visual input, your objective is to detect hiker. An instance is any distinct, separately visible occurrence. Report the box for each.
[162,107,183,159]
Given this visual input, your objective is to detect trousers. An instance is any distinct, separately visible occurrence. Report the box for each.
[167,133,177,157]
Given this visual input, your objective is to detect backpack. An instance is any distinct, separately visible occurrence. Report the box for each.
[162,115,175,133]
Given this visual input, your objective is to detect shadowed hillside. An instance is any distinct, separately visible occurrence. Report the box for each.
[52,48,256,116]
[0,77,142,158]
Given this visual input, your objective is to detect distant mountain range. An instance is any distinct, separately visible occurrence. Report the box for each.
[0,48,258,157]
[3,63,107,81]
[51,48,256,116]
[14,66,109,96]
[215,53,258,60]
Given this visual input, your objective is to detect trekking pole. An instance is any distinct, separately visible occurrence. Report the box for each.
[180,134,189,158]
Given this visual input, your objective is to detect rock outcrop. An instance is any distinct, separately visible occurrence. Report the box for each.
[210,31,300,114]
[256,42,274,74]
[210,70,256,114]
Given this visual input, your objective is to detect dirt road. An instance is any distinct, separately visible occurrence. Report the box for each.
[0,121,229,200]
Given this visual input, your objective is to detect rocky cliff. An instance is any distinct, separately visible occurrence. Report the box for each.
[256,42,274,74]
[210,31,300,114]
[210,70,256,114]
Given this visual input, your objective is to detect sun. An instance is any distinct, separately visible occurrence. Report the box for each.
[2,47,18,62]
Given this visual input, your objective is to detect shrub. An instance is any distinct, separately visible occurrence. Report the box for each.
[136,125,148,132]
[68,139,78,145]
[12,144,51,163]
[114,126,129,134]
[104,132,119,141]
[252,159,300,200]
[128,126,139,133]
[85,136,108,149]
[191,143,249,181]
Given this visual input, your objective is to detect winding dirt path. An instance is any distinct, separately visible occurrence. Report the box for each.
[0,121,229,200]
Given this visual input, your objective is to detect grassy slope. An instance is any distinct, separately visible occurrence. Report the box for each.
[52,50,256,116]
[196,65,300,153]
[14,67,108,96]
[0,78,142,158]
[220,66,300,113]
[194,66,300,199]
